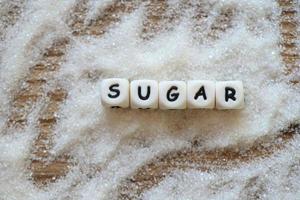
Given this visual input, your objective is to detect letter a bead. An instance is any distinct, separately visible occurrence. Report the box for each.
[187,80,215,109]
[159,81,186,110]
[101,78,129,108]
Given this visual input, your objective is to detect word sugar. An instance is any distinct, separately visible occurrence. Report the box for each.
[101,79,244,110]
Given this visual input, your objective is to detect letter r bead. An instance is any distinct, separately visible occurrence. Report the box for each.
[101,78,129,108]
[216,81,244,109]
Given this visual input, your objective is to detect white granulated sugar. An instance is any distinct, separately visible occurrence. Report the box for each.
[85,0,115,23]
[0,0,76,130]
[143,135,300,200]
[0,0,300,199]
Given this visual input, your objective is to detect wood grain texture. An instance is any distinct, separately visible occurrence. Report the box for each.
[2,0,299,197]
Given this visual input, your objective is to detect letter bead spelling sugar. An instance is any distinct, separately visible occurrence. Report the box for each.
[130,80,159,109]
[187,80,215,109]
[101,78,129,108]
[101,79,244,110]
[216,81,244,109]
[159,81,187,110]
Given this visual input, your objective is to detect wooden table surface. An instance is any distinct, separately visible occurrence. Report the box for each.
[2,0,299,199]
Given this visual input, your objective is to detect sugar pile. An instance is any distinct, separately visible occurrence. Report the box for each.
[0,0,300,199]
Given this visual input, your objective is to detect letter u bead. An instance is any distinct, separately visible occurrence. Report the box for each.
[130,80,159,109]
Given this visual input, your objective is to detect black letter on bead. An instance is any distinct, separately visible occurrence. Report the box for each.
[167,86,179,102]
[108,84,120,98]
[225,87,236,102]
[138,86,151,100]
[194,86,207,100]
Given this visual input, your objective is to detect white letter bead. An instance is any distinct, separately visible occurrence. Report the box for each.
[101,78,129,108]
[216,81,244,109]
[159,81,186,110]
[187,80,215,109]
[130,80,158,109]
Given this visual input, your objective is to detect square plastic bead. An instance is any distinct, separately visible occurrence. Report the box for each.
[216,81,244,109]
[159,81,187,109]
[187,80,215,109]
[101,78,129,108]
[130,80,158,109]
